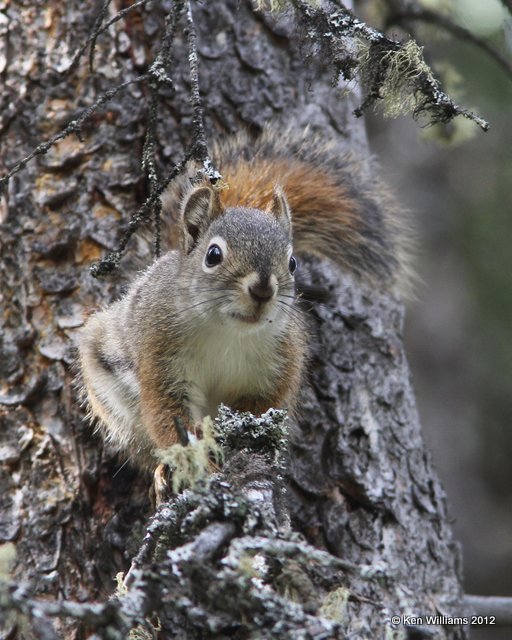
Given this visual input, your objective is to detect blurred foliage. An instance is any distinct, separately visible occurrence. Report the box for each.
[362,0,512,605]
[451,35,512,496]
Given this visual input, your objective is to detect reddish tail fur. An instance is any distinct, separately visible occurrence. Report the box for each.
[162,127,410,288]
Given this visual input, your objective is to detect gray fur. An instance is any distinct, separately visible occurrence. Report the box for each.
[78,198,301,469]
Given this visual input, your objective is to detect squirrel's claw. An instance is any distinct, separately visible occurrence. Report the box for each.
[151,463,172,507]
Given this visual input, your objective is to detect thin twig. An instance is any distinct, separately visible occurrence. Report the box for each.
[464,595,512,626]
[0,75,148,195]
[141,85,163,258]
[185,0,221,181]
[141,88,163,257]
[150,0,184,84]
[66,0,153,75]
[141,90,159,188]
[142,1,184,258]
[89,0,113,72]
[89,151,193,277]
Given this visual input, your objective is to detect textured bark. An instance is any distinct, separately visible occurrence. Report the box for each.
[290,260,465,637]
[0,1,464,638]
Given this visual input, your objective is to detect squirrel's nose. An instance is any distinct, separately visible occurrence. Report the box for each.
[249,282,275,303]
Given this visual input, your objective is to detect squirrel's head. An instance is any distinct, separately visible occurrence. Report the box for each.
[179,183,297,328]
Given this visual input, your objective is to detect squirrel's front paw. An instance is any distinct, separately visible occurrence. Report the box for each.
[151,463,172,506]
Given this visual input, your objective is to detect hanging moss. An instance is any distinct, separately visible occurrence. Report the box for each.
[157,417,223,493]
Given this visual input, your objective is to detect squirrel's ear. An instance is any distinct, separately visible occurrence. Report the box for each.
[182,185,223,253]
[270,186,292,236]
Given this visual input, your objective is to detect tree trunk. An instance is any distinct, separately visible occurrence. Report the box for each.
[0,1,465,638]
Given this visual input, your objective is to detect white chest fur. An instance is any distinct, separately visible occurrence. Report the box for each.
[182,319,284,420]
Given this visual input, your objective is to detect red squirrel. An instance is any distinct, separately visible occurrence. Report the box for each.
[78,127,409,470]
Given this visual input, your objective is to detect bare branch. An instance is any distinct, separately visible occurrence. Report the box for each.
[65,0,153,75]
[141,88,162,257]
[89,151,193,277]
[90,0,227,276]
[142,3,183,258]
[88,0,114,72]
[465,595,512,626]
[185,0,221,181]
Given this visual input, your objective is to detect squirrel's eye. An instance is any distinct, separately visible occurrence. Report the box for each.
[205,244,223,267]
[288,255,297,274]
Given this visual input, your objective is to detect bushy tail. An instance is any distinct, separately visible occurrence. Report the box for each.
[163,127,411,290]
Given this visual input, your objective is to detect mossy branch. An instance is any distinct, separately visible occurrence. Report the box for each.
[0,409,386,639]
[384,6,512,81]
[289,0,490,130]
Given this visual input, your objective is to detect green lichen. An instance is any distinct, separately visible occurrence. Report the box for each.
[0,543,16,579]
[0,544,25,639]
[128,627,153,640]
[157,417,223,493]
[319,586,350,623]
[254,0,288,11]
[128,616,162,640]
[114,572,128,597]
[215,405,289,462]
[358,39,436,119]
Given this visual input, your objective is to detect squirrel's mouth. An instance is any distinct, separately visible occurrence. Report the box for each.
[228,312,261,324]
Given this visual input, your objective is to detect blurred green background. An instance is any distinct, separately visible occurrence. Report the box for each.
[365,0,512,635]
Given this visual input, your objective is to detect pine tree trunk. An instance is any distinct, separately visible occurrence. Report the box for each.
[0,1,465,638]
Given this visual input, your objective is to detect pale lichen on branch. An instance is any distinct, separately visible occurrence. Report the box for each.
[288,0,490,130]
